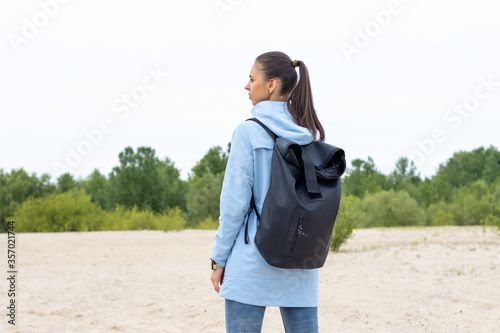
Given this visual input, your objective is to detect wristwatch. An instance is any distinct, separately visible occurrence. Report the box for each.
[211,259,222,270]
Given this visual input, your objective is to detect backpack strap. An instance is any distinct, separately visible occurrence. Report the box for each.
[246,118,278,142]
[247,118,320,195]
[244,194,261,244]
[302,153,321,194]
[243,118,270,244]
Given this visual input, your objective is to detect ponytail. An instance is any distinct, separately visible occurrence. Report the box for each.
[255,52,325,142]
[287,61,325,142]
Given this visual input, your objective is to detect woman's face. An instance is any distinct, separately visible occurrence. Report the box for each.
[244,62,271,106]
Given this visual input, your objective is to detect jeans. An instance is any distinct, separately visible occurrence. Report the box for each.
[225,299,319,333]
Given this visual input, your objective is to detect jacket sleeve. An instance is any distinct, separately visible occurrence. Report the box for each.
[210,123,254,267]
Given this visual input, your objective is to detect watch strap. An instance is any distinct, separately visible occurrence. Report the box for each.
[211,259,222,270]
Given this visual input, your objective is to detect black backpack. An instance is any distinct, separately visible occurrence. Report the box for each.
[244,118,346,269]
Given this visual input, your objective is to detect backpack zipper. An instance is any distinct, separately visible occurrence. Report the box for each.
[290,215,303,253]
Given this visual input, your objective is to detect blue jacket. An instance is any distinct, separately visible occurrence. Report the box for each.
[210,101,319,307]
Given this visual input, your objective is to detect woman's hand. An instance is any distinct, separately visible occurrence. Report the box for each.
[211,267,225,293]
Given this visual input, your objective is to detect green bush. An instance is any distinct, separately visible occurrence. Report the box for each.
[330,195,360,252]
[103,205,155,230]
[103,205,187,231]
[0,168,56,232]
[9,189,106,232]
[452,180,500,225]
[480,214,500,228]
[161,206,188,231]
[357,190,426,227]
[427,201,457,226]
[8,188,187,232]
[196,217,219,230]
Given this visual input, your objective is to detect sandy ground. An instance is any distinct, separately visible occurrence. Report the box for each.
[1,226,499,333]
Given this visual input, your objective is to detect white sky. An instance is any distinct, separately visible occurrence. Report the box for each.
[1,0,499,181]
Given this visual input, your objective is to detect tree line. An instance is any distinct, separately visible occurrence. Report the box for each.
[0,145,229,233]
[343,146,500,227]
[1,145,499,233]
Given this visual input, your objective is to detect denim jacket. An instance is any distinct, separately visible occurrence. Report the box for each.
[210,101,319,307]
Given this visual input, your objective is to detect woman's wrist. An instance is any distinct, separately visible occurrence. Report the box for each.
[211,259,222,270]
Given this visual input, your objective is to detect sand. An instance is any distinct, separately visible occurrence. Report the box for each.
[1,226,499,333]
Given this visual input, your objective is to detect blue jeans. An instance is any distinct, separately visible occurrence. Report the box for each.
[225,299,319,333]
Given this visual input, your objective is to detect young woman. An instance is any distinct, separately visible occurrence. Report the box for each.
[210,51,325,333]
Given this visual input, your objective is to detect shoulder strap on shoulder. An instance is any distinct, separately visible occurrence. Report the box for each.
[246,118,278,142]
[243,118,268,245]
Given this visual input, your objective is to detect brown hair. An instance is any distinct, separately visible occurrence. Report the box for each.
[255,51,325,142]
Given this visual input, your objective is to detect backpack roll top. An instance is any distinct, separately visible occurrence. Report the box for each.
[276,138,303,171]
[276,138,346,180]
[302,141,346,181]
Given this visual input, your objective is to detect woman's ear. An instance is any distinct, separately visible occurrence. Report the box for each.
[267,79,278,94]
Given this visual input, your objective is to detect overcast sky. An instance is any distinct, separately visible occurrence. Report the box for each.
[1,0,499,181]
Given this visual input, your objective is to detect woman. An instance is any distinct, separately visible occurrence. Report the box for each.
[210,51,325,333]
